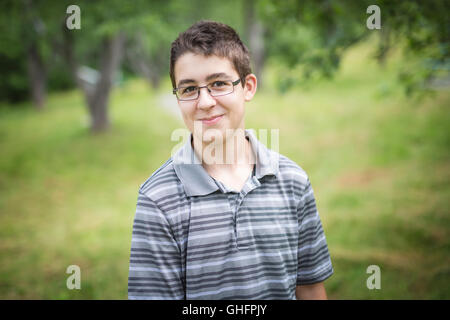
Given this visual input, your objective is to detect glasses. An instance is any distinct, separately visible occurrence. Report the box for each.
[173,79,241,101]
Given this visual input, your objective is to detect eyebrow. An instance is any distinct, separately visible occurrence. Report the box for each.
[177,73,231,87]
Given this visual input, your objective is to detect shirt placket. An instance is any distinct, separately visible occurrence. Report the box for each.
[226,193,239,248]
[232,176,261,250]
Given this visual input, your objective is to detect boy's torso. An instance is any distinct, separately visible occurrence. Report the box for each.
[137,130,310,299]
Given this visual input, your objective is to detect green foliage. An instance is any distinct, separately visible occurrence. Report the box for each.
[2,0,447,104]
[0,53,29,103]
[258,0,449,95]
[0,0,73,103]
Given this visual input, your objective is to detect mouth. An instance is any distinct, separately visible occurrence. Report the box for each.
[199,114,224,125]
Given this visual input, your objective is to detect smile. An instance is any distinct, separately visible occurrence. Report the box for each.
[200,114,223,125]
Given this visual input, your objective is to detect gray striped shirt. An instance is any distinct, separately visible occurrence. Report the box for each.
[128,129,333,299]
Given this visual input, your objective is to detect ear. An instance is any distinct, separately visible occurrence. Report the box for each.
[243,74,257,101]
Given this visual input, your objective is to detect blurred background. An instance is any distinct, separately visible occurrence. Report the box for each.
[0,0,449,299]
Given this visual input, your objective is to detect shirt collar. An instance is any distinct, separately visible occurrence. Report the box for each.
[172,129,280,196]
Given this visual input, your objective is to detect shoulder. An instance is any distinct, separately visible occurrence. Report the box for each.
[138,158,183,205]
[277,153,310,187]
[275,153,314,202]
[275,153,319,209]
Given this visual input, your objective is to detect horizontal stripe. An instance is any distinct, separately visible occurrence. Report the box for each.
[187,274,297,298]
[186,249,297,270]
[128,131,333,299]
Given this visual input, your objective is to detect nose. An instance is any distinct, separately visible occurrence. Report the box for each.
[197,87,216,110]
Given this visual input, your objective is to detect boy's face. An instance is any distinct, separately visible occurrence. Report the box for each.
[174,52,256,144]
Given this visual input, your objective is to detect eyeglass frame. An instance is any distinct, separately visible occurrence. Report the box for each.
[172,78,242,101]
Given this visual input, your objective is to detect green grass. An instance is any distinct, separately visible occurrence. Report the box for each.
[0,42,449,299]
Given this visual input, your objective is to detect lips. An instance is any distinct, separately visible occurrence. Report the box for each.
[200,114,224,125]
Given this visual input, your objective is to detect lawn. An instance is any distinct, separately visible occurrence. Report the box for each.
[0,42,449,299]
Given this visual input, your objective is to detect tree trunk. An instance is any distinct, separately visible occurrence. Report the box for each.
[126,49,160,89]
[61,27,125,133]
[376,25,391,66]
[88,33,125,133]
[125,34,163,90]
[24,0,47,110]
[27,41,46,110]
[244,0,265,88]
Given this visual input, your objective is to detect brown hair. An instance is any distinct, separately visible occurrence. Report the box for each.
[169,20,252,89]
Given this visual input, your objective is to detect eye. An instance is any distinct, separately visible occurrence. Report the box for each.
[182,86,197,94]
[211,81,227,87]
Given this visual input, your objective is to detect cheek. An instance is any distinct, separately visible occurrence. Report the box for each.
[178,105,195,128]
[221,94,244,112]
[225,98,245,119]
[178,104,194,119]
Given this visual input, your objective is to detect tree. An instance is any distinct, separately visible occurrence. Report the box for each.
[54,0,186,132]
[61,25,125,132]
[0,0,74,108]
[24,0,47,110]
[48,0,167,132]
[124,11,178,89]
[258,0,449,94]
[0,0,50,110]
[244,0,266,87]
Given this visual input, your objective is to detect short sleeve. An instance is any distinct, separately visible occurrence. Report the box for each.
[128,191,185,299]
[296,179,334,285]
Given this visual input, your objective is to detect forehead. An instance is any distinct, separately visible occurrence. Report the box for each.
[174,53,238,85]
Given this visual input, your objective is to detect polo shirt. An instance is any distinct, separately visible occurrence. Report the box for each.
[128,129,333,300]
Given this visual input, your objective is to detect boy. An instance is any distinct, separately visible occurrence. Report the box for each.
[128,20,333,300]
